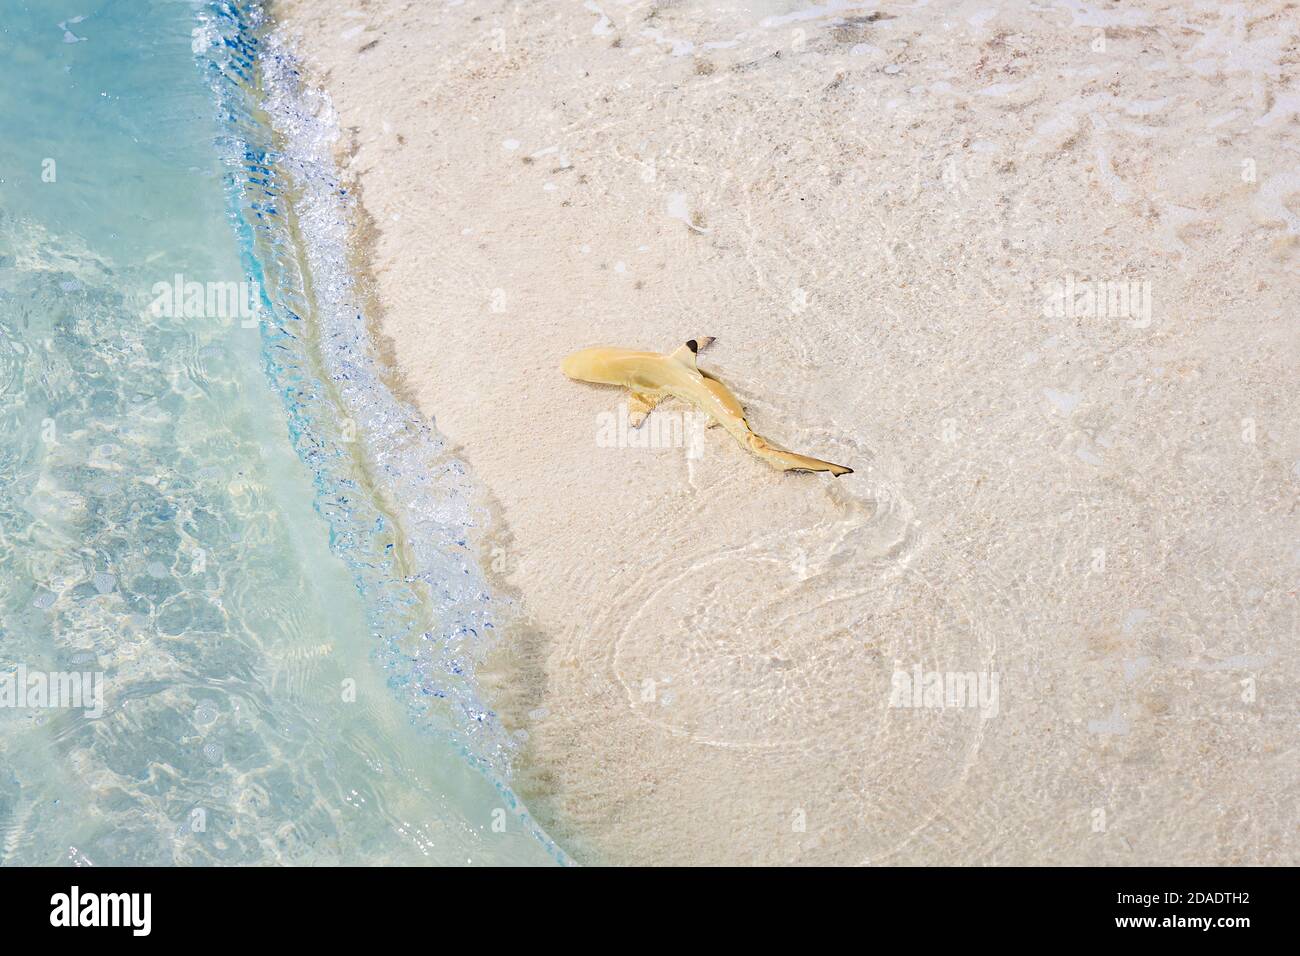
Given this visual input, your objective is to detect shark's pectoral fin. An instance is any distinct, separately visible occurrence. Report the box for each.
[627,391,661,427]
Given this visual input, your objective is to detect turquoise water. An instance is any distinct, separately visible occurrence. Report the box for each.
[0,0,560,865]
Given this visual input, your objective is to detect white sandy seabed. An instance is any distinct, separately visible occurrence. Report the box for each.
[275,0,1299,865]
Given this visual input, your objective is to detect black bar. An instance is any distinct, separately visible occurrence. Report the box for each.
[0,866,1283,941]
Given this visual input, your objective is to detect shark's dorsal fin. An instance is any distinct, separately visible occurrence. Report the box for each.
[667,336,715,369]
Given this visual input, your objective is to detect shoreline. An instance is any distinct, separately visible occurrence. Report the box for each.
[217,3,568,861]
[275,0,1298,865]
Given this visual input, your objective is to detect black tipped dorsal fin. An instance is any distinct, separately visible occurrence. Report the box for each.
[668,336,715,368]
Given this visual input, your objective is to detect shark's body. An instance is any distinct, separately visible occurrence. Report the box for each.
[562,338,852,477]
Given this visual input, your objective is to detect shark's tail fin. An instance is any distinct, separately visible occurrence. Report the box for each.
[748,434,853,477]
[772,450,854,477]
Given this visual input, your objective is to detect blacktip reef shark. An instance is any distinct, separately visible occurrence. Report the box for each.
[562,337,853,477]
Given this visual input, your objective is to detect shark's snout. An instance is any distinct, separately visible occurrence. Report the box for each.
[563,347,624,384]
[561,349,597,381]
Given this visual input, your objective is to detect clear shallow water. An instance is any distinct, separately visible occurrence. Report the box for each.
[0,0,560,865]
